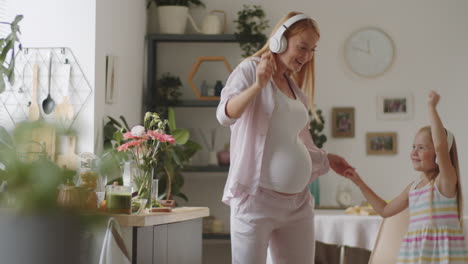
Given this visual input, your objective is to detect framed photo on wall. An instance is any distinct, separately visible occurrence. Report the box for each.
[105,55,118,104]
[377,92,413,120]
[332,107,355,138]
[366,132,397,155]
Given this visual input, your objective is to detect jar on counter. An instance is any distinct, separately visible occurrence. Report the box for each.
[78,152,99,190]
[106,183,132,214]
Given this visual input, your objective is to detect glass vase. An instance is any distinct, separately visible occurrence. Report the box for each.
[135,167,155,208]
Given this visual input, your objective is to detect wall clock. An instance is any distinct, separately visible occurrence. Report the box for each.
[344,27,395,78]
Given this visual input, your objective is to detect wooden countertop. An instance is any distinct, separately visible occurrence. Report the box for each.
[112,207,210,227]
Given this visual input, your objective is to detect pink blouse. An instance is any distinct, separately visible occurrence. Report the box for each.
[216,58,329,205]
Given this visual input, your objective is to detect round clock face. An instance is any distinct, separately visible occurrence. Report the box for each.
[337,191,352,207]
[344,27,395,78]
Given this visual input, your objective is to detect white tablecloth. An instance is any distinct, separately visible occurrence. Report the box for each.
[315,210,468,251]
[315,209,382,251]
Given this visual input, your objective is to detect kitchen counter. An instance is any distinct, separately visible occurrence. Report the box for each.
[109,206,209,264]
[112,206,209,227]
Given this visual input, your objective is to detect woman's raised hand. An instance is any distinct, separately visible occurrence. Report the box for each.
[428,90,440,108]
[255,51,277,89]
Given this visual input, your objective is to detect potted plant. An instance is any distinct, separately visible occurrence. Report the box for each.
[147,0,205,34]
[0,15,23,94]
[157,72,183,106]
[234,5,269,58]
[308,109,327,205]
[154,107,202,205]
[0,122,100,264]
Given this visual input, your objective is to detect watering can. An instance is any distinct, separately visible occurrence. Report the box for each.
[188,10,226,34]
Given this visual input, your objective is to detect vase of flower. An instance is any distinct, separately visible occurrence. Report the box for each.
[116,112,176,210]
[134,167,155,208]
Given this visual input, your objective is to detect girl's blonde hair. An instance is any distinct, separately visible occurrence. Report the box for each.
[249,11,320,116]
[418,126,463,226]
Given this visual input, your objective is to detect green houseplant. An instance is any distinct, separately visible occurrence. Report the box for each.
[308,109,327,205]
[309,109,327,148]
[154,107,202,203]
[234,5,269,58]
[157,72,183,107]
[0,122,100,264]
[0,15,23,94]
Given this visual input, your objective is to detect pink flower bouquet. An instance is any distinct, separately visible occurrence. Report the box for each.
[116,112,175,201]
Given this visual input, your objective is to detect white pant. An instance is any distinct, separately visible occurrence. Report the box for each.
[230,187,315,264]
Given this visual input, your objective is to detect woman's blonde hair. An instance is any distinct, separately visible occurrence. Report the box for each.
[249,11,320,116]
[418,126,463,226]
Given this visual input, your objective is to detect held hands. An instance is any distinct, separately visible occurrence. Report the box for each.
[343,168,362,185]
[328,153,354,176]
[255,51,277,89]
[428,90,440,108]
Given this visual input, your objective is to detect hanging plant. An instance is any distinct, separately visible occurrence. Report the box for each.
[309,109,327,148]
[234,5,269,58]
[0,15,23,94]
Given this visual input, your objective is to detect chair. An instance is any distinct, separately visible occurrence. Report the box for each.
[368,209,409,264]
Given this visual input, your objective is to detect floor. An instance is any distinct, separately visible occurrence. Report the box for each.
[203,240,371,264]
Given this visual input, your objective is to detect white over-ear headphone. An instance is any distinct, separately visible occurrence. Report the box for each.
[269,14,311,54]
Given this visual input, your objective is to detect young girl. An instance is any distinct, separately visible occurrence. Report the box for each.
[344,91,468,263]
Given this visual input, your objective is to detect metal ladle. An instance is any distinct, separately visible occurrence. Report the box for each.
[42,55,55,114]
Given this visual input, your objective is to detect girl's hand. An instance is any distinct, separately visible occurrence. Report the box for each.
[428,90,440,108]
[343,168,361,184]
[328,153,354,176]
[255,51,276,89]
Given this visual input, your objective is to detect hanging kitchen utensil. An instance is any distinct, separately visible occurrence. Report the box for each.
[42,54,55,114]
[28,64,40,121]
[55,63,73,121]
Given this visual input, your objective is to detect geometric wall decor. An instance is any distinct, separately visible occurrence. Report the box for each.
[0,47,92,130]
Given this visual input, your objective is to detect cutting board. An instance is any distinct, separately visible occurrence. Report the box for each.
[55,64,74,121]
[28,64,40,121]
[56,135,79,170]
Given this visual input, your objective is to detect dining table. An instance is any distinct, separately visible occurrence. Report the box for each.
[314,209,468,264]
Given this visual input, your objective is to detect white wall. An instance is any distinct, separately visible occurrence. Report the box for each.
[9,0,148,153]
[163,0,468,219]
[9,0,96,153]
[8,0,468,219]
[95,0,147,153]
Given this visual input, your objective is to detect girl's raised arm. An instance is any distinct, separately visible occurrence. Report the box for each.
[427,91,457,196]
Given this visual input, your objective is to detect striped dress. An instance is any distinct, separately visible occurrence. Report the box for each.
[398,179,468,263]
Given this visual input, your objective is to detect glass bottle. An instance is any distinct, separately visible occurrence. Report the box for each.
[200,80,208,97]
[214,80,223,97]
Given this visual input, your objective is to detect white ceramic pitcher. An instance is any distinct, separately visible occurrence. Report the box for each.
[188,10,226,34]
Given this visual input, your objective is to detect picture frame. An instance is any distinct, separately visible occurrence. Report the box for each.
[376,92,413,120]
[332,107,355,138]
[366,132,397,155]
[105,55,118,104]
